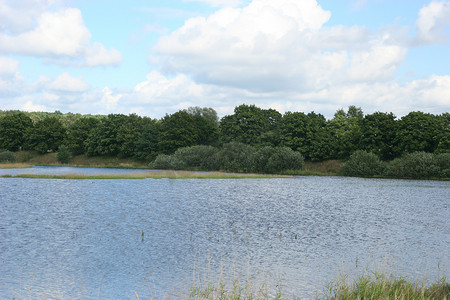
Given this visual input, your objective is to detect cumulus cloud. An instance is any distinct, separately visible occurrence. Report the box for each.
[0,56,25,96]
[48,72,90,92]
[416,1,450,44]
[0,3,122,67]
[182,0,244,7]
[153,0,411,94]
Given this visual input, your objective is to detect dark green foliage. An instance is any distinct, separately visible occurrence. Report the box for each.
[254,146,304,173]
[386,151,440,179]
[158,111,219,154]
[219,104,281,146]
[56,145,72,164]
[361,112,397,160]
[84,114,148,157]
[150,154,183,170]
[27,117,67,153]
[212,142,257,172]
[395,111,444,154]
[134,121,161,161]
[0,112,33,151]
[66,117,101,155]
[183,106,219,125]
[340,150,385,177]
[327,106,364,159]
[265,146,304,174]
[279,111,326,159]
[435,153,450,177]
[0,150,16,162]
[172,145,219,170]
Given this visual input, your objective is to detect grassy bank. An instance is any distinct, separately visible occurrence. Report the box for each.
[7,151,343,175]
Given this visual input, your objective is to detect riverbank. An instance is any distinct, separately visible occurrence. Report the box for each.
[5,151,343,175]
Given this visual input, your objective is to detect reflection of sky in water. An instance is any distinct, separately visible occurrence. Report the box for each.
[0,177,449,299]
[0,165,160,176]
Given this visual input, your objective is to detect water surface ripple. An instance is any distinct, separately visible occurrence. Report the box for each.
[0,175,448,299]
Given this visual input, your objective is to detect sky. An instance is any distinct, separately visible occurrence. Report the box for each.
[0,0,449,119]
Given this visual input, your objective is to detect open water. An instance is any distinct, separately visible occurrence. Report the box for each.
[0,168,449,299]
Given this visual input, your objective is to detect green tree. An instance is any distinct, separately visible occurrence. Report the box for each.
[183,106,219,125]
[158,110,218,154]
[394,112,444,154]
[134,120,161,161]
[279,111,326,159]
[360,112,397,160]
[327,106,363,159]
[27,117,67,153]
[65,117,101,155]
[116,114,152,158]
[0,112,33,151]
[84,114,128,156]
[219,104,281,146]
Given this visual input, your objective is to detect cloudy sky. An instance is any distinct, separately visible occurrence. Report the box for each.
[0,0,449,119]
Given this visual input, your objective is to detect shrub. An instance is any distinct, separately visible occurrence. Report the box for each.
[340,150,385,177]
[386,151,439,179]
[213,142,257,172]
[173,145,219,170]
[265,147,304,174]
[57,145,72,164]
[150,154,183,170]
[0,150,16,162]
[435,153,450,178]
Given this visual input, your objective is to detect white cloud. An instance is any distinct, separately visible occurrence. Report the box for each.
[0,0,60,34]
[182,0,244,7]
[48,72,90,92]
[153,0,411,94]
[0,5,122,67]
[416,1,450,44]
[0,56,20,75]
[84,42,122,67]
[23,100,47,112]
[0,56,25,96]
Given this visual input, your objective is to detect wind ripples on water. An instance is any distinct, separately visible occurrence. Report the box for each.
[0,175,448,299]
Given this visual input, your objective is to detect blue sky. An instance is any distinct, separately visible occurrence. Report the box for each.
[0,0,449,119]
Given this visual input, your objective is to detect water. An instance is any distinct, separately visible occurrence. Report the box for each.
[0,165,157,176]
[0,172,449,299]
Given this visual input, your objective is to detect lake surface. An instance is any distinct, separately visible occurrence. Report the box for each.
[0,171,449,299]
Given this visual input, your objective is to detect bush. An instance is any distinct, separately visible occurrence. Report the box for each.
[173,145,218,170]
[434,153,450,178]
[340,150,385,177]
[386,151,439,179]
[150,154,183,170]
[265,147,304,174]
[213,142,257,172]
[0,150,16,162]
[57,145,72,164]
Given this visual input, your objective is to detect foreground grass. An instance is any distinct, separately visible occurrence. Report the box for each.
[2,170,291,179]
[187,273,449,300]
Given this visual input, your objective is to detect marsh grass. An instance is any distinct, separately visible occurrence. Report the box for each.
[2,171,291,180]
[325,273,449,300]
[187,273,449,300]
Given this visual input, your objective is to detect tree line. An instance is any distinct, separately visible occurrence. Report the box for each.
[0,105,448,173]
